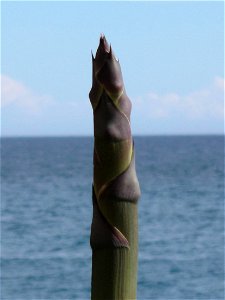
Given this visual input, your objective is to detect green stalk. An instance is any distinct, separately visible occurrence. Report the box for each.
[90,35,140,300]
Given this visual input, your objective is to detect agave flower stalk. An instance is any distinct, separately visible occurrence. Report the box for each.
[89,35,140,300]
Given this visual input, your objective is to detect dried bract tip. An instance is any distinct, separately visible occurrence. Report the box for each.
[99,34,110,53]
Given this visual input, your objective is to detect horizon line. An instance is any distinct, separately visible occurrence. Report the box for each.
[1,133,224,139]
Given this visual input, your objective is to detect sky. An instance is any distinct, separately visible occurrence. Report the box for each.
[1,1,224,136]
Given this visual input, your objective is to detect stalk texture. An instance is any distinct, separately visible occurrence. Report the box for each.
[90,35,140,300]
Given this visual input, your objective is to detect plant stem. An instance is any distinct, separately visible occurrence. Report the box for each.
[90,35,140,300]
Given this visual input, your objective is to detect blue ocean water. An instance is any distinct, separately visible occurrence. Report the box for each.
[1,136,224,300]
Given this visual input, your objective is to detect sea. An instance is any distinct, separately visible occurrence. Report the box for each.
[1,136,224,300]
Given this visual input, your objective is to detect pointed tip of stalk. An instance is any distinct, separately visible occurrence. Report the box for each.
[98,33,110,53]
[93,34,110,68]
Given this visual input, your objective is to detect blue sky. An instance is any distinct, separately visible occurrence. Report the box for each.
[1,1,224,136]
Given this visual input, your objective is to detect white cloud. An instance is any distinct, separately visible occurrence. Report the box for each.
[134,77,224,120]
[131,77,224,134]
[1,74,93,136]
[1,75,53,114]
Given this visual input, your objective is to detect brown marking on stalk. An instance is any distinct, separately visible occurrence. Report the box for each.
[89,84,103,110]
[93,91,131,140]
[104,89,131,127]
[105,88,124,105]
[93,138,133,198]
[99,145,141,204]
[94,143,134,200]
[91,186,129,250]
[111,99,131,127]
